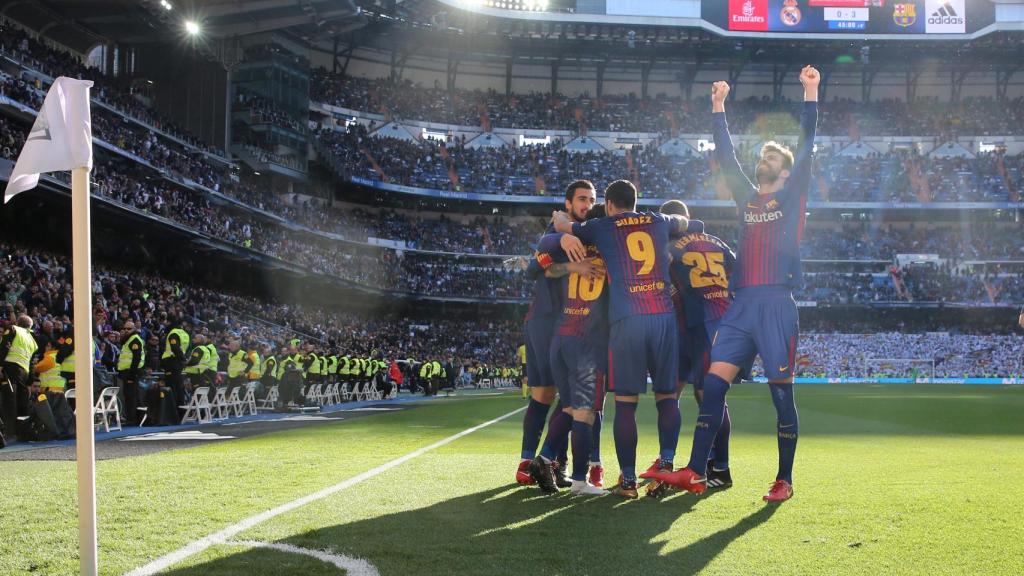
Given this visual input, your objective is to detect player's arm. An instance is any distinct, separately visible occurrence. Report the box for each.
[711,81,756,205]
[781,66,820,203]
[545,260,604,279]
[1019,306,1024,329]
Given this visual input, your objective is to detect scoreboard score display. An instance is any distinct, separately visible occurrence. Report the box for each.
[701,0,996,35]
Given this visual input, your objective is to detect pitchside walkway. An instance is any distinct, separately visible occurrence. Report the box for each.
[0,389,518,461]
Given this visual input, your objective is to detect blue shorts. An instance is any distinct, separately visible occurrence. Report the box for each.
[677,325,691,385]
[710,286,799,381]
[524,317,556,388]
[608,313,678,396]
[679,317,720,385]
[550,335,606,410]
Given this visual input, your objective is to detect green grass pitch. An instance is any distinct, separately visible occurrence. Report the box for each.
[3,384,1024,575]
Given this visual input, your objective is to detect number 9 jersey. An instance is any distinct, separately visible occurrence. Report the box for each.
[571,211,681,325]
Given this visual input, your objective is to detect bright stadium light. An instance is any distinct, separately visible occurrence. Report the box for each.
[160,0,173,10]
[184,20,200,36]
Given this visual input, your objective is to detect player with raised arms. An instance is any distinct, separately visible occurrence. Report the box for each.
[648,66,819,502]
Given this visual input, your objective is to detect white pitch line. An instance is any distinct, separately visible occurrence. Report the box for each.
[124,405,526,576]
[227,540,379,576]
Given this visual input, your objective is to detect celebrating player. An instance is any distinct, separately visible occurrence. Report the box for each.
[552,180,688,499]
[528,203,610,495]
[516,180,598,485]
[643,200,739,497]
[649,66,819,502]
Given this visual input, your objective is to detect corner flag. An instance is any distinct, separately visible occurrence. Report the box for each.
[3,76,93,202]
[3,75,99,576]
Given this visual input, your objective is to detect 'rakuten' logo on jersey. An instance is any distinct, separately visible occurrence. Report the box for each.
[925,0,966,34]
[728,0,769,31]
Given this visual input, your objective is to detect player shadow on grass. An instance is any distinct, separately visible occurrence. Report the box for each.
[159,485,779,576]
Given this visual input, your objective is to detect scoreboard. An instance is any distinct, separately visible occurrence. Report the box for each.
[699,0,996,36]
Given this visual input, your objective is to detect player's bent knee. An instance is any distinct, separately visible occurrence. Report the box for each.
[572,408,595,425]
[531,386,556,403]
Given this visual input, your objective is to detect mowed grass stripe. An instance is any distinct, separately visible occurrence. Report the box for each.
[0,394,526,576]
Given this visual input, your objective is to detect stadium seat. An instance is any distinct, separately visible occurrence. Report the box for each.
[258,386,279,411]
[94,387,122,433]
[180,387,213,424]
[209,388,230,420]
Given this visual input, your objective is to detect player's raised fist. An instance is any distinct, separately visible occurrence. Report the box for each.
[800,66,820,88]
[711,81,730,103]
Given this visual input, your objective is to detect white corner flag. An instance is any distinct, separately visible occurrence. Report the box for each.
[3,76,93,202]
[4,76,99,576]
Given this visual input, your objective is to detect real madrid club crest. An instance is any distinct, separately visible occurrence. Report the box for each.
[781,0,801,27]
[893,3,916,27]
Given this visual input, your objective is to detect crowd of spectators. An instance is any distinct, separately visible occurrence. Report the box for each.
[312,71,1024,137]
[5,242,1020,381]
[320,123,1023,203]
[784,332,1024,378]
[0,242,520,371]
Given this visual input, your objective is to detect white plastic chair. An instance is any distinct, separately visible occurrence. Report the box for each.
[258,385,278,411]
[239,383,258,416]
[209,387,230,420]
[180,386,212,424]
[94,387,122,432]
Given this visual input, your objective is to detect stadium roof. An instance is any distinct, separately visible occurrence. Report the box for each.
[0,0,363,54]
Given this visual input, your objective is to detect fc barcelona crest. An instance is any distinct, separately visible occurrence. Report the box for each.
[893,3,916,27]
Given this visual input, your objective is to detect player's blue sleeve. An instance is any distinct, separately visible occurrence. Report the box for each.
[779,101,818,205]
[653,212,689,236]
[571,219,600,244]
[667,236,686,263]
[525,258,544,280]
[535,233,563,254]
[712,112,756,207]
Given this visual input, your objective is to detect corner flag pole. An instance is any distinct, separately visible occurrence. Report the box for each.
[72,165,98,576]
[5,75,100,576]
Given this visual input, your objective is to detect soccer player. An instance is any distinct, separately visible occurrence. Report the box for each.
[516,180,597,485]
[649,66,819,502]
[528,204,610,495]
[643,200,738,497]
[552,180,688,499]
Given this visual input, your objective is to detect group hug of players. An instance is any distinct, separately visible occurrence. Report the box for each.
[514,67,820,502]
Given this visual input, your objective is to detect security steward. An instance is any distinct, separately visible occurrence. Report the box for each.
[0,315,38,445]
[116,321,146,426]
[160,319,190,408]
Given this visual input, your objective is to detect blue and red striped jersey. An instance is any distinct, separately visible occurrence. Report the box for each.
[531,233,609,343]
[714,101,817,290]
[554,244,609,341]
[572,211,684,324]
[667,219,736,327]
[524,225,563,322]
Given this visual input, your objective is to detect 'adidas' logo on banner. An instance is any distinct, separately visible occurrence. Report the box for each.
[932,2,957,17]
[928,1,963,25]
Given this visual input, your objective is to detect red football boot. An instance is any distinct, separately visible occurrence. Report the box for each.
[516,459,536,485]
[588,463,605,488]
[638,458,663,479]
[647,466,706,494]
[763,480,793,502]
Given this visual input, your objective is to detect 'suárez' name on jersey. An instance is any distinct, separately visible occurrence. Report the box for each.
[614,215,653,227]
